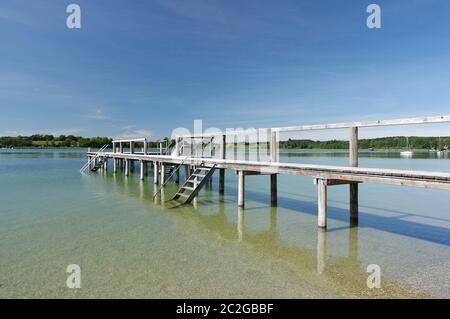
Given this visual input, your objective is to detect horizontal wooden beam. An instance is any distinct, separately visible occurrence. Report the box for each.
[272,115,450,133]
[174,115,450,139]
[112,138,147,143]
[91,152,450,190]
[313,179,362,186]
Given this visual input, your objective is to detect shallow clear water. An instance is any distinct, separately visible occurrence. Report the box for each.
[1,148,449,298]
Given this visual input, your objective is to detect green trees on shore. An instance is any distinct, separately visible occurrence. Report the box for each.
[0,135,112,148]
[280,136,450,150]
[1,134,449,150]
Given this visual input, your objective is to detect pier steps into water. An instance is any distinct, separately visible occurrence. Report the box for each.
[172,164,217,204]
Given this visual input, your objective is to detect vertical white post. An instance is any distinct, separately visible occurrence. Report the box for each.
[143,139,148,155]
[349,127,359,225]
[318,179,327,228]
[119,142,123,153]
[269,129,278,162]
[184,164,190,181]
[125,159,129,176]
[238,171,245,207]
[153,162,159,184]
[113,158,117,173]
[140,161,145,180]
[160,163,165,184]
[270,174,277,206]
[219,134,226,194]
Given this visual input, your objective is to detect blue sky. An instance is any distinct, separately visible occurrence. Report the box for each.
[1,0,450,139]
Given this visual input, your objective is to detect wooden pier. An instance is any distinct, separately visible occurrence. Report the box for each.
[84,115,450,230]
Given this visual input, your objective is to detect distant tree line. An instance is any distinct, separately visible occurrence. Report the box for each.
[0,135,172,149]
[279,136,450,150]
[0,135,112,148]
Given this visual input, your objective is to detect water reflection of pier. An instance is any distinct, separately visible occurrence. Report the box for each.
[84,172,429,297]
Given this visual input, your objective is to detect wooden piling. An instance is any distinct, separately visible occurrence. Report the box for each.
[153,162,159,184]
[270,174,277,206]
[160,163,165,184]
[113,159,117,173]
[184,164,190,182]
[318,179,327,228]
[140,160,145,180]
[238,171,245,207]
[219,134,226,194]
[125,159,129,176]
[349,127,359,225]
[175,168,180,183]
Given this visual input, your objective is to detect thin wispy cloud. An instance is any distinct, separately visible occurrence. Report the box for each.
[85,109,111,121]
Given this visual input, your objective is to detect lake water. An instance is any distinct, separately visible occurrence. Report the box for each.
[1,148,449,298]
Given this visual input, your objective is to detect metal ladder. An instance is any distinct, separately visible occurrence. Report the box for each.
[79,144,109,174]
[171,164,217,204]
[152,158,188,200]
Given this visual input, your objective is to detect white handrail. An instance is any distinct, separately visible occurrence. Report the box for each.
[80,144,109,174]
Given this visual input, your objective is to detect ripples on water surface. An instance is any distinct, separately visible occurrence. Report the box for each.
[0,149,449,298]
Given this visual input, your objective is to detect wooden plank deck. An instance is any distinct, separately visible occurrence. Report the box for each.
[89,152,450,190]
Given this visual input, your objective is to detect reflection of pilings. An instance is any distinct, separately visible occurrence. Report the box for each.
[238,207,245,242]
[269,207,278,235]
[350,183,359,226]
[153,184,158,204]
[193,175,198,207]
[317,229,327,274]
[348,226,359,260]
[139,179,144,201]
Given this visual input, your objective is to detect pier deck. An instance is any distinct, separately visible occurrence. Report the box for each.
[84,114,450,229]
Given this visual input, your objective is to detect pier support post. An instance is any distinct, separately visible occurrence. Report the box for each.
[160,163,165,184]
[238,171,245,207]
[153,162,159,184]
[349,127,359,225]
[219,134,226,194]
[317,179,327,228]
[175,168,180,184]
[270,174,277,206]
[125,159,129,176]
[113,159,117,173]
[184,165,190,181]
[140,160,145,180]
[103,158,108,171]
